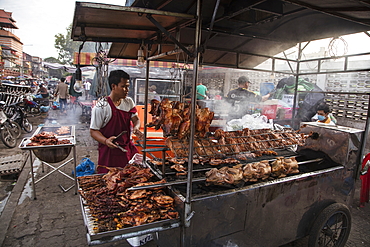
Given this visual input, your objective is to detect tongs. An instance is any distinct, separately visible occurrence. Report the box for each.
[113,130,128,152]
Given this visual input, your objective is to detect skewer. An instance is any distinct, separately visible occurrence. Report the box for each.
[129,158,324,191]
[127,177,206,191]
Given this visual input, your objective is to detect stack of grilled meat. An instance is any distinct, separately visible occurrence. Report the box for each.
[149,98,214,138]
[166,128,307,158]
[26,132,71,146]
[205,157,299,186]
[78,163,179,233]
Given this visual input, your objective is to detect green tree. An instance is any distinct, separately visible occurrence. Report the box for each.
[54,25,79,65]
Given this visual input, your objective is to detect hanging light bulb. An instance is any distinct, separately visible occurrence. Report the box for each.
[74,66,84,93]
[137,48,145,68]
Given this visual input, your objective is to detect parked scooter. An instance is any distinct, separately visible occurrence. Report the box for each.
[0,101,21,148]
[22,96,41,116]
[8,101,33,133]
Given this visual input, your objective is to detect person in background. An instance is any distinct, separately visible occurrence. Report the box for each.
[55,77,69,114]
[38,84,49,98]
[84,80,91,100]
[226,76,271,119]
[84,80,91,99]
[227,76,270,102]
[196,81,208,100]
[148,85,161,101]
[90,70,143,174]
[312,103,337,125]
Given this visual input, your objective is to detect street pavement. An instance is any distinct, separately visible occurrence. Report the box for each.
[0,105,370,247]
[0,105,156,247]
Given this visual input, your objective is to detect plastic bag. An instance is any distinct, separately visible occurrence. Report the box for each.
[52,101,60,110]
[129,153,151,165]
[40,106,50,112]
[73,158,95,177]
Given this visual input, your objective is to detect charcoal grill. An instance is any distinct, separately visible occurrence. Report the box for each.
[141,123,364,246]
[19,125,77,199]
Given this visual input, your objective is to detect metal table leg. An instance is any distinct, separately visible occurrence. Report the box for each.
[29,150,37,200]
[30,144,78,196]
[73,145,77,194]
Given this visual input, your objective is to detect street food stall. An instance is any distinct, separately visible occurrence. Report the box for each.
[71,1,370,246]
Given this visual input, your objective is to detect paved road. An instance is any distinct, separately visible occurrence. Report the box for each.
[0,106,370,247]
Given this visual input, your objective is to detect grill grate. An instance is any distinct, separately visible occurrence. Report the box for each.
[167,128,305,158]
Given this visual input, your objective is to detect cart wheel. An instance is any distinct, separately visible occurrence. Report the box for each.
[308,203,351,247]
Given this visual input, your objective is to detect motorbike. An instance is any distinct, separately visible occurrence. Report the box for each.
[22,97,41,116]
[0,101,22,148]
[7,102,33,133]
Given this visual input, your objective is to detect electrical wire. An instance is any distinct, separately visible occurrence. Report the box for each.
[328,37,348,58]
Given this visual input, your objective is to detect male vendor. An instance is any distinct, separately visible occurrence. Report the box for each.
[90,70,143,173]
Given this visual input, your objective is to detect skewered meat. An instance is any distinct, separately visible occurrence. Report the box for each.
[195,107,214,137]
[56,126,70,135]
[148,99,214,138]
[27,132,71,146]
[151,160,165,166]
[149,99,161,116]
[205,166,243,185]
[168,157,186,165]
[271,157,287,178]
[178,120,191,139]
[283,157,299,174]
[78,166,178,233]
[209,158,224,166]
[170,164,186,171]
[166,137,189,157]
[243,161,272,182]
[129,189,151,200]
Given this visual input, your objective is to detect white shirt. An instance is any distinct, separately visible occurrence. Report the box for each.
[90,97,137,130]
[84,82,91,90]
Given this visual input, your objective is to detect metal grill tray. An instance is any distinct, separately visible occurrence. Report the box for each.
[19,125,76,150]
[77,176,181,244]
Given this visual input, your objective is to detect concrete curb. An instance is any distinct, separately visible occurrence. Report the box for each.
[0,154,31,246]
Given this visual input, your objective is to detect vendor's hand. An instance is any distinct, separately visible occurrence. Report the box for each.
[105,136,118,149]
[133,128,144,139]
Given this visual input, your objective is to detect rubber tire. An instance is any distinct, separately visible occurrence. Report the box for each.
[308,203,351,247]
[30,107,40,116]
[1,123,17,148]
[10,121,22,139]
[23,118,33,133]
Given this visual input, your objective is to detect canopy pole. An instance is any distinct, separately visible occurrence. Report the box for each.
[142,44,151,163]
[182,0,202,246]
[291,42,301,129]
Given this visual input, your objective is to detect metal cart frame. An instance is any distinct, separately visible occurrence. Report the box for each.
[19,125,77,199]
[70,1,370,246]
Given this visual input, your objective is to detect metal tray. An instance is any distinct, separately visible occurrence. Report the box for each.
[77,175,181,245]
[33,125,75,137]
[19,126,76,163]
[19,136,76,150]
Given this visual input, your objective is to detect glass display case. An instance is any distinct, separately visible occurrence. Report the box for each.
[134,78,181,104]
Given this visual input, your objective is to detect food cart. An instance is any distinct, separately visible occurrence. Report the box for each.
[71,1,370,246]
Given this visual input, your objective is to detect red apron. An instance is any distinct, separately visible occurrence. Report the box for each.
[97,97,138,174]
